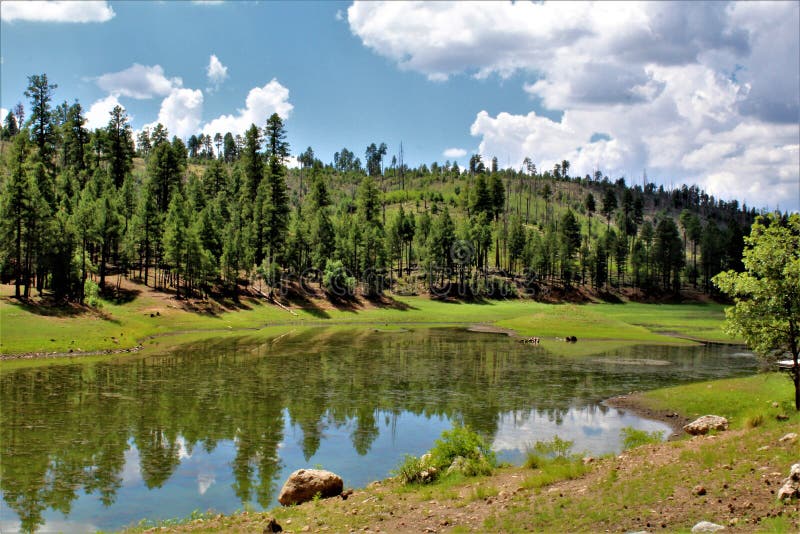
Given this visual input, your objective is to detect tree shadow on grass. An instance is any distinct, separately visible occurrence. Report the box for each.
[364,293,417,311]
[102,286,141,305]
[4,295,87,317]
[285,291,331,319]
[595,291,624,304]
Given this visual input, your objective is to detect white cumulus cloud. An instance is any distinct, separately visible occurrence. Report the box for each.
[442,148,467,159]
[96,64,182,100]
[85,95,124,130]
[206,54,228,91]
[143,88,204,139]
[350,1,799,211]
[1,1,115,23]
[202,79,293,136]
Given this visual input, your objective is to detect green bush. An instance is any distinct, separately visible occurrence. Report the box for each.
[393,454,427,484]
[430,425,496,471]
[84,279,102,308]
[393,426,496,486]
[322,260,355,297]
[620,427,665,450]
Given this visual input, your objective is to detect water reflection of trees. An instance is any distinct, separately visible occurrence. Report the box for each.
[0,330,750,532]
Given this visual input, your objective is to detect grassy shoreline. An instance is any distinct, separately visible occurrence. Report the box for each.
[0,282,738,362]
[120,373,799,533]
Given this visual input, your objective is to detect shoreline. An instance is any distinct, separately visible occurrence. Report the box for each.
[603,392,691,438]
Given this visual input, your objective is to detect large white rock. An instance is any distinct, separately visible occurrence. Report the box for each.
[278,469,343,506]
[777,462,800,501]
[683,415,729,436]
[691,521,725,532]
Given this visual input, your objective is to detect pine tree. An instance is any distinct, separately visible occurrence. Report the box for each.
[105,106,134,188]
[24,74,58,165]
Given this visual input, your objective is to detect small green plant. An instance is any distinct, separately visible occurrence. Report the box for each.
[531,435,574,459]
[392,454,433,485]
[620,427,665,450]
[744,411,764,428]
[522,460,590,490]
[470,484,499,501]
[84,279,102,308]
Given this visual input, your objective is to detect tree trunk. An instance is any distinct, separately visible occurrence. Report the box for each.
[15,216,21,298]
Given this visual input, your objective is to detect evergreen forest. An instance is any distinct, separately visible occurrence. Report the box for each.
[0,74,769,306]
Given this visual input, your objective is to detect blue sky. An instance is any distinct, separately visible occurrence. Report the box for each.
[1,1,798,211]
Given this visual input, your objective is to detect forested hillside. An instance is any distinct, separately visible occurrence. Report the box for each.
[1,74,766,305]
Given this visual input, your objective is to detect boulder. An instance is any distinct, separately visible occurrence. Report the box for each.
[691,521,725,532]
[683,415,729,436]
[778,462,800,501]
[418,466,438,483]
[278,469,343,506]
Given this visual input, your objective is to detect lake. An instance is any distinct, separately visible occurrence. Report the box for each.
[0,327,757,532]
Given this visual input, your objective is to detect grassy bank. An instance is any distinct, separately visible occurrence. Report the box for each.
[121,373,800,533]
[0,282,736,359]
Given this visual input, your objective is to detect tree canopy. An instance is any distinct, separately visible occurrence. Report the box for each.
[714,213,800,409]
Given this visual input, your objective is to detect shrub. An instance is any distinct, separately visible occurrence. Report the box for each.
[429,425,496,471]
[620,427,665,450]
[394,426,496,486]
[322,260,355,297]
[84,279,102,308]
[530,435,574,459]
[392,454,439,485]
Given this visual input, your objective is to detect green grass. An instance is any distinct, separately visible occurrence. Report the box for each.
[521,458,591,491]
[639,372,795,426]
[1,281,736,358]
[591,302,740,343]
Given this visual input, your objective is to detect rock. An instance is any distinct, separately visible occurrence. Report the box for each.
[791,463,800,481]
[419,466,438,482]
[772,402,780,408]
[420,453,432,465]
[777,480,799,501]
[692,485,707,496]
[683,415,729,435]
[777,414,790,421]
[582,456,595,465]
[341,488,354,500]
[757,445,770,451]
[447,456,467,475]
[691,521,725,532]
[779,433,798,443]
[278,469,344,506]
[264,517,283,533]
[777,463,800,501]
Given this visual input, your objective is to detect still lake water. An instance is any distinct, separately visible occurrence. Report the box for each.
[0,327,757,532]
